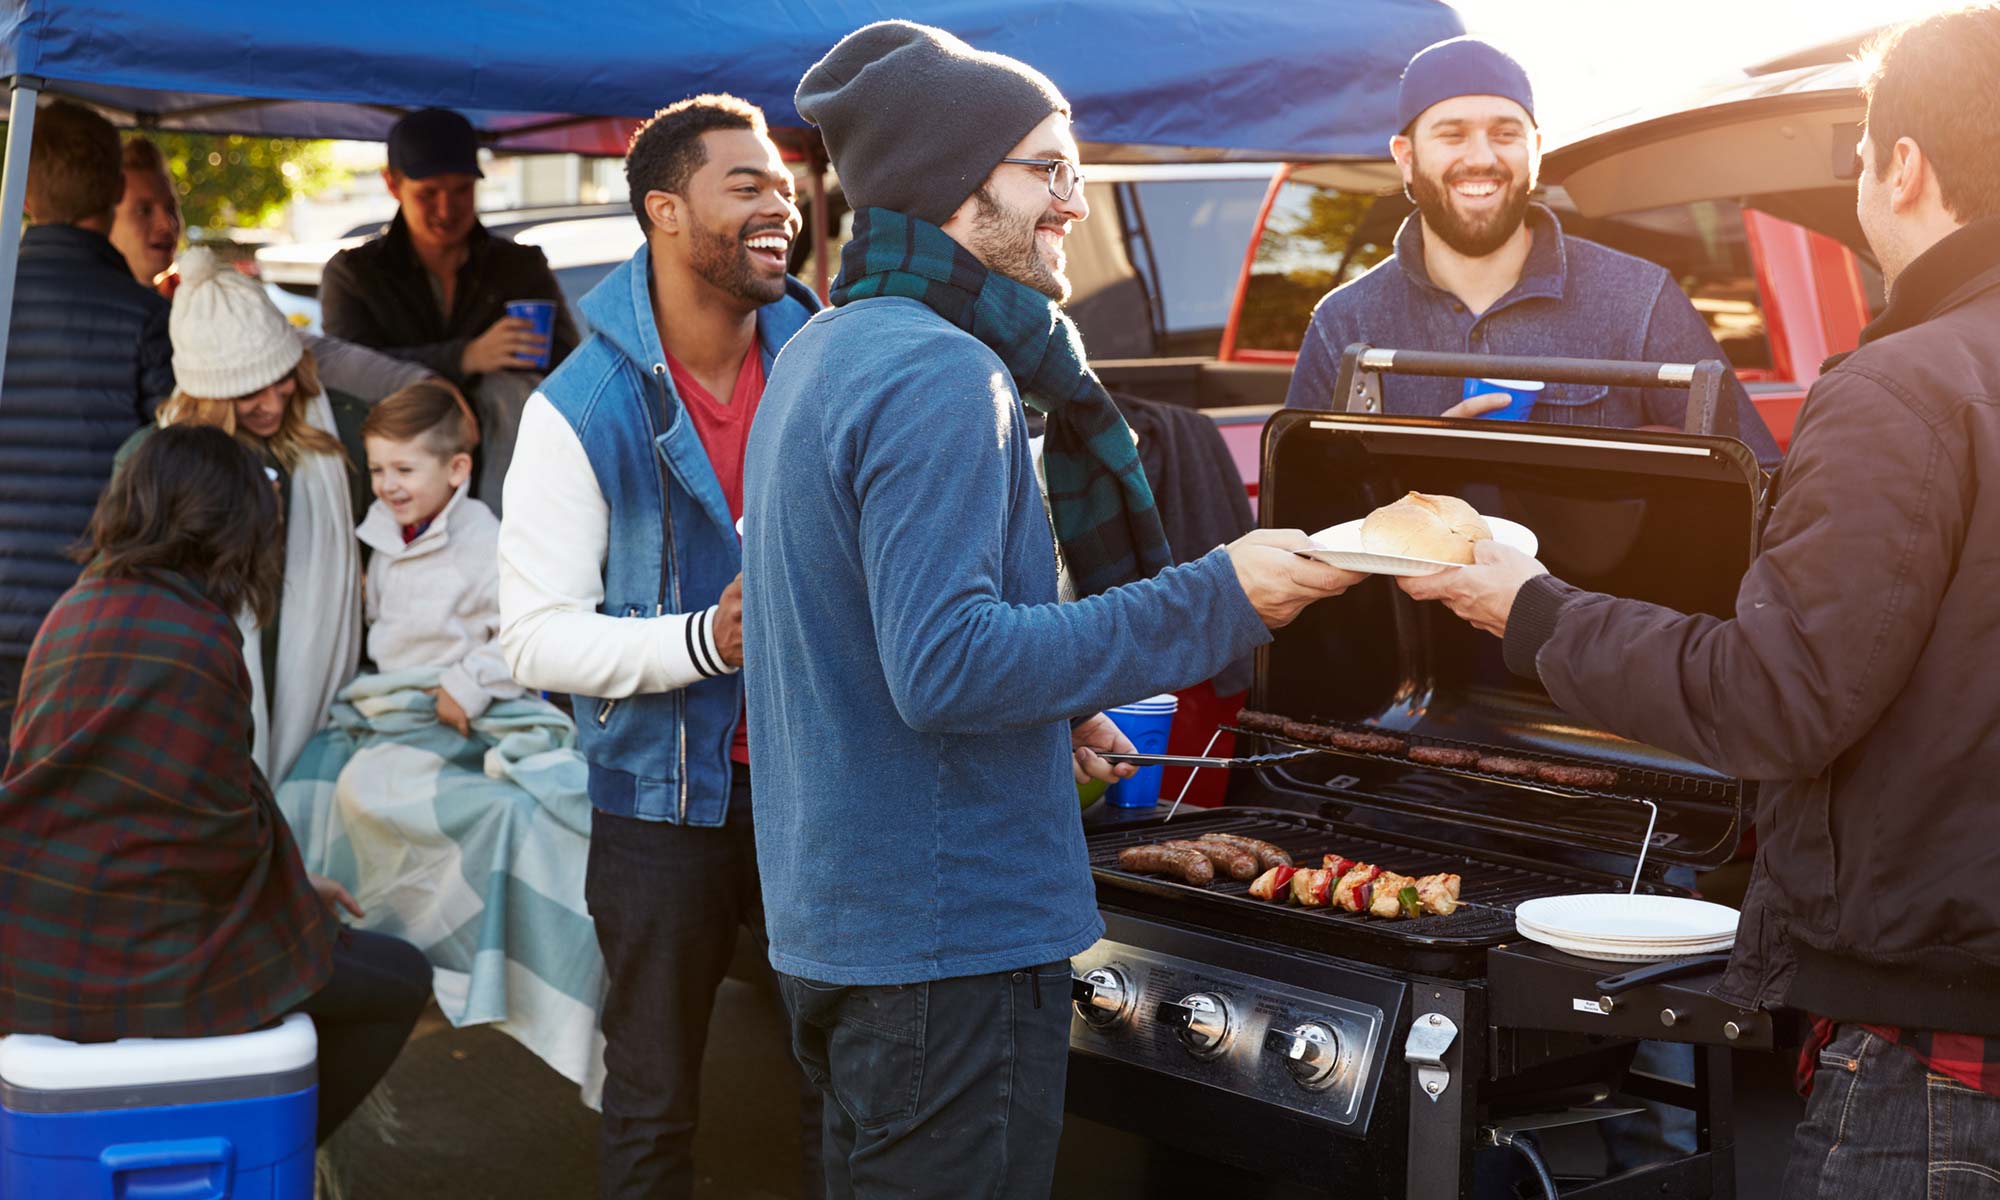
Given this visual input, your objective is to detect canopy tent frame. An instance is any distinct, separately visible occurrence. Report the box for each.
[0,0,1462,395]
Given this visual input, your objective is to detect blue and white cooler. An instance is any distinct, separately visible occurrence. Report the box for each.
[0,1012,317,1199]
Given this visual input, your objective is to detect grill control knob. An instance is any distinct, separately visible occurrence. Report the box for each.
[1071,967,1132,1029]
[1155,992,1232,1058]
[1263,1021,1342,1090]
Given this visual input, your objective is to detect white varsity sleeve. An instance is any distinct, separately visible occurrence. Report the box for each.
[498,393,735,698]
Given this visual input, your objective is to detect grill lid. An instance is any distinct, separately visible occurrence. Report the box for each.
[1254,401,1763,870]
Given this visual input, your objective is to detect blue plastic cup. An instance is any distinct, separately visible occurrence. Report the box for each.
[1460,376,1545,421]
[1103,694,1179,808]
[504,299,557,370]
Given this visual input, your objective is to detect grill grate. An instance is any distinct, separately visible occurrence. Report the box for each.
[1231,718,1736,804]
[1088,808,1629,950]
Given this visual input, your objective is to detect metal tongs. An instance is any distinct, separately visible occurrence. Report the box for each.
[1094,747,1324,770]
[1096,731,1326,821]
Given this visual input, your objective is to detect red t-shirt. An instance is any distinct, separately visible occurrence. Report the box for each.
[666,343,764,766]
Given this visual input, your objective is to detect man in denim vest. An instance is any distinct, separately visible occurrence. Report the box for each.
[497,94,820,1200]
[1285,37,1780,468]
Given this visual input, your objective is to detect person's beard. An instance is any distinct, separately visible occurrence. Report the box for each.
[686,203,789,307]
[964,186,1069,303]
[1407,149,1533,258]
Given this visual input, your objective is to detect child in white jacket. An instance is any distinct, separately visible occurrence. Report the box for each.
[358,381,521,735]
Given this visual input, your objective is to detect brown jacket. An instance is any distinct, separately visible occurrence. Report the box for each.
[1504,217,2000,1035]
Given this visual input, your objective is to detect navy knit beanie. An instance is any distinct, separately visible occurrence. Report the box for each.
[797,21,1070,227]
[1396,37,1536,133]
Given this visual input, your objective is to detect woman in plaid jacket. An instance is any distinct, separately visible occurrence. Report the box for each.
[0,425,430,1142]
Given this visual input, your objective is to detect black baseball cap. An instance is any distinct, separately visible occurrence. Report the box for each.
[387,108,484,180]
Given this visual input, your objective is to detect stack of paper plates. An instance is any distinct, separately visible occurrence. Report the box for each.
[1513,894,1739,963]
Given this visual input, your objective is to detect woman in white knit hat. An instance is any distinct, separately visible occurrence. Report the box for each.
[129,246,365,781]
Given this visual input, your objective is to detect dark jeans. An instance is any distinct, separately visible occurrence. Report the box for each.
[1601,1039,1698,1172]
[779,960,1074,1200]
[289,928,432,1143]
[587,770,822,1200]
[1782,1023,2000,1198]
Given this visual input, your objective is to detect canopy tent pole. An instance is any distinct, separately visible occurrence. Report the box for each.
[0,77,42,400]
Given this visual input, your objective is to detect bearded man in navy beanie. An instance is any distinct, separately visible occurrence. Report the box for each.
[1284,36,1781,469]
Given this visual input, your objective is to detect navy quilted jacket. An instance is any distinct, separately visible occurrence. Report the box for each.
[0,224,174,664]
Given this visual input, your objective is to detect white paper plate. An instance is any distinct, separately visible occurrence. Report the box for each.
[1297,516,1539,577]
[1512,926,1735,963]
[1514,894,1739,943]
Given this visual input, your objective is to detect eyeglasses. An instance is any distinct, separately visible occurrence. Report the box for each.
[999,157,1085,202]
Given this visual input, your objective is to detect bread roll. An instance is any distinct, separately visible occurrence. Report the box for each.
[1360,492,1494,563]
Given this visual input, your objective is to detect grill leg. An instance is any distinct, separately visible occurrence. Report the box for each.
[1405,985,1479,1199]
[1698,1044,1735,1199]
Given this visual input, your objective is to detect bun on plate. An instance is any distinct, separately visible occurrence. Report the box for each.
[1360,492,1494,564]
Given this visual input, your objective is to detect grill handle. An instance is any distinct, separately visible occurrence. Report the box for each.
[1333,343,1738,440]
[1593,953,1733,997]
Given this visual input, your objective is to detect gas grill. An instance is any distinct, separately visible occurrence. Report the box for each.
[1059,348,1774,1199]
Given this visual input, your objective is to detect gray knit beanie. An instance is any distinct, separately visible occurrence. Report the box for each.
[796,21,1071,227]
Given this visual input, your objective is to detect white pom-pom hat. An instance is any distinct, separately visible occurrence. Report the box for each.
[168,246,303,399]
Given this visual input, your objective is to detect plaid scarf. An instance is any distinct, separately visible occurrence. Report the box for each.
[832,207,1171,597]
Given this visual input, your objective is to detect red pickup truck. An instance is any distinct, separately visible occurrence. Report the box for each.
[1077,49,1878,491]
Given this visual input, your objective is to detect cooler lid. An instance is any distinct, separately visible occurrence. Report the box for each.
[1253,404,1764,870]
[0,1012,317,1093]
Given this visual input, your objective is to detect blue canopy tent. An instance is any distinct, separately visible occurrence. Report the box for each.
[0,0,1461,378]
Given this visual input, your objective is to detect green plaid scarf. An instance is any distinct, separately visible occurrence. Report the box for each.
[832,207,1172,597]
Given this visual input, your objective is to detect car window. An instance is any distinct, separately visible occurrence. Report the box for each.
[1120,178,1268,354]
[1235,181,1400,353]
[1553,198,1772,372]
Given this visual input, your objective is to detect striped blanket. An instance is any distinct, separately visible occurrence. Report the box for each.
[276,669,606,1106]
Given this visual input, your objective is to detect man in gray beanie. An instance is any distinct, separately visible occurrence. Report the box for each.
[743,20,1357,1197]
[1283,35,1780,469]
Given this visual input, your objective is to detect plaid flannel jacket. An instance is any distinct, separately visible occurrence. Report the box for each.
[1801,1017,2000,1099]
[0,570,334,1040]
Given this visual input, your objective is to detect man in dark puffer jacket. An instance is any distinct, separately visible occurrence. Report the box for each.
[0,99,174,758]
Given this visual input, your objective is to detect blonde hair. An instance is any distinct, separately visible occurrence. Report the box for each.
[156,348,346,471]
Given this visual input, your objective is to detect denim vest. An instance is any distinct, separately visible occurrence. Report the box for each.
[536,246,817,823]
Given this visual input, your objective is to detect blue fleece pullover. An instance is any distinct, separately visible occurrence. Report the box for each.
[743,297,1270,985]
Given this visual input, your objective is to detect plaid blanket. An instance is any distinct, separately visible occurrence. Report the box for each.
[0,571,334,1041]
[276,669,606,1105]
[833,206,1172,597]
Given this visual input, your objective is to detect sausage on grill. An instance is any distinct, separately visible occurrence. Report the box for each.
[1162,839,1259,881]
[1194,832,1293,871]
[1409,745,1481,768]
[1329,730,1406,754]
[1233,708,1289,735]
[1536,764,1620,789]
[1476,755,1540,777]
[1117,845,1215,886]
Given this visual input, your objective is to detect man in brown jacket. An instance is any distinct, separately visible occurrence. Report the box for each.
[1400,9,2000,1195]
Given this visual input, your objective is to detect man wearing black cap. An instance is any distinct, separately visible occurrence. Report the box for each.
[742,20,1357,1198]
[321,107,580,509]
[1284,36,1780,468]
